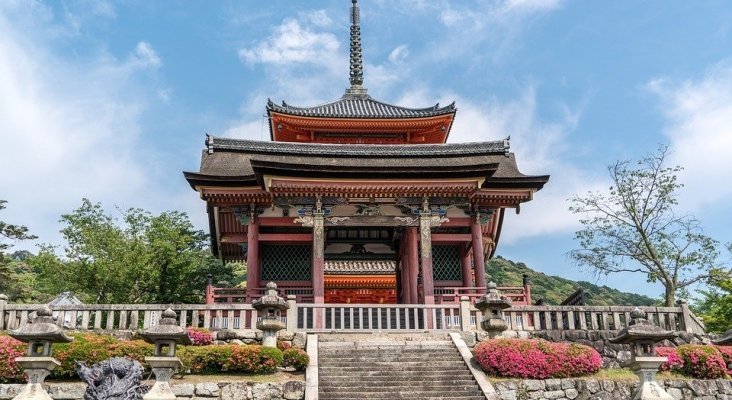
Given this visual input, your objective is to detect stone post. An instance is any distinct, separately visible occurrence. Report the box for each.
[459,296,472,331]
[9,305,73,400]
[0,293,7,331]
[252,282,289,347]
[610,308,676,400]
[140,308,192,400]
[286,295,298,332]
[677,299,694,333]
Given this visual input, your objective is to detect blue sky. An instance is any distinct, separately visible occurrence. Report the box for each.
[1,0,731,301]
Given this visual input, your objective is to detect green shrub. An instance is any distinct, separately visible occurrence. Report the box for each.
[282,348,309,371]
[224,346,283,374]
[52,333,116,378]
[109,340,154,366]
[179,345,232,374]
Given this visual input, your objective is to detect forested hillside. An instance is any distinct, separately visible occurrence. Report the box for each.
[486,256,657,306]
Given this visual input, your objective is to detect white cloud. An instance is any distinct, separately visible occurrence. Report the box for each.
[299,9,332,28]
[239,19,339,66]
[397,86,595,243]
[0,5,165,248]
[647,62,732,210]
[131,41,162,69]
[388,44,409,64]
[498,0,563,15]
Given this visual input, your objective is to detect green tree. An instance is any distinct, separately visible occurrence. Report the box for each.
[694,244,732,333]
[33,199,232,303]
[0,200,39,300]
[569,145,727,306]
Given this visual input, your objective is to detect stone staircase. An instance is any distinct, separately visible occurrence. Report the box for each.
[317,333,487,399]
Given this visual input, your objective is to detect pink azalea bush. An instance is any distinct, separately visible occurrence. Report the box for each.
[716,345,732,375]
[187,328,213,346]
[657,347,683,372]
[657,345,728,379]
[474,338,602,379]
[0,335,25,383]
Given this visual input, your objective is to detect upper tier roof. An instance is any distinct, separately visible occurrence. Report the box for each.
[266,95,456,120]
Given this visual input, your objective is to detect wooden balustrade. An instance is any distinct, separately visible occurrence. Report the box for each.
[433,286,530,305]
[206,286,314,304]
[0,295,705,335]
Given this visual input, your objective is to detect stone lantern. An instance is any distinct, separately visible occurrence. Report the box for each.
[8,305,73,400]
[252,282,289,347]
[609,308,676,400]
[139,308,192,400]
[474,282,512,338]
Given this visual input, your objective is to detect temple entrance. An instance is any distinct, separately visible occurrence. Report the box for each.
[324,227,397,304]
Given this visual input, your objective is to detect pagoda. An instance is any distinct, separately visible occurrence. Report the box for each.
[184,0,549,305]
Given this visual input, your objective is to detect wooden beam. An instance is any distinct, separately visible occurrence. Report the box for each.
[259,233,313,242]
[221,233,314,243]
[432,233,471,243]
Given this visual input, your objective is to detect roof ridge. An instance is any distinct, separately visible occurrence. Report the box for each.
[206,135,510,157]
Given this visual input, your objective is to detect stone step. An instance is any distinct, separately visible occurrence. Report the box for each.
[318,390,485,399]
[319,367,470,375]
[320,379,478,387]
[318,353,462,359]
[322,368,470,375]
[317,336,485,400]
[319,396,485,400]
[319,360,467,367]
[320,386,483,394]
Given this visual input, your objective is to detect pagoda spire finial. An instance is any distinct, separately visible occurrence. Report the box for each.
[346,0,367,97]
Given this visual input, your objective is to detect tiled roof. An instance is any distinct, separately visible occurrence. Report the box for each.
[324,260,396,275]
[207,136,508,157]
[266,95,456,119]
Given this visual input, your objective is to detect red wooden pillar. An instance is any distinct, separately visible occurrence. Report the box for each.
[406,227,419,304]
[312,213,325,304]
[460,242,473,288]
[394,241,404,304]
[471,219,487,293]
[419,214,435,305]
[246,220,260,300]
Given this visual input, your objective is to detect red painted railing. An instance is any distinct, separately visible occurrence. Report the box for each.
[206,283,531,305]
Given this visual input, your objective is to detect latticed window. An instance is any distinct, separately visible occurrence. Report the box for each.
[432,245,462,281]
[261,245,312,281]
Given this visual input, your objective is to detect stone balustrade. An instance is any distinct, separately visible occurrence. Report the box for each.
[0,295,705,335]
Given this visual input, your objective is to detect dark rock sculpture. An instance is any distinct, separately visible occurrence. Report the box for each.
[76,357,145,400]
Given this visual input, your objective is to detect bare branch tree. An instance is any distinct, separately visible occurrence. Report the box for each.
[569,145,727,306]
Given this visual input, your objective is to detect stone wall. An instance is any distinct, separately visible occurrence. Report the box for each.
[493,378,732,400]
[466,330,712,368]
[0,382,305,400]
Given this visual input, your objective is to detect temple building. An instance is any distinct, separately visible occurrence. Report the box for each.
[185,0,549,305]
